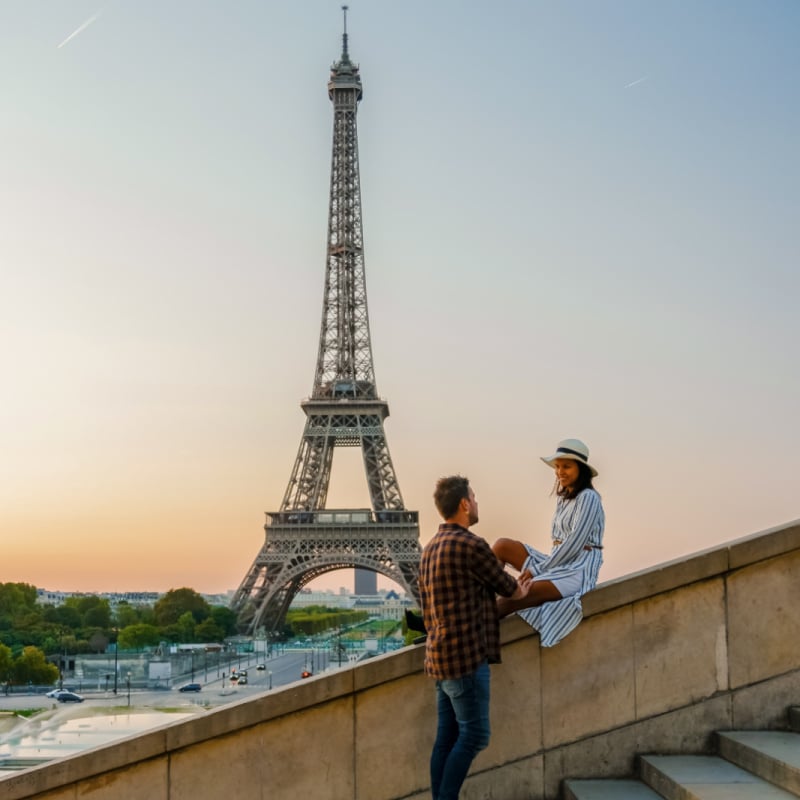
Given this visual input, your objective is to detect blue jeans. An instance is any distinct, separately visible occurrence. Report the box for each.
[430,661,491,800]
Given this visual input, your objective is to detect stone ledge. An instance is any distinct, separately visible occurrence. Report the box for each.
[1,725,170,800]
[584,548,728,618]
[167,667,355,750]
[728,520,800,570]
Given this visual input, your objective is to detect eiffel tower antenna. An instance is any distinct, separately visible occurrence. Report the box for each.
[232,11,421,635]
[341,5,349,59]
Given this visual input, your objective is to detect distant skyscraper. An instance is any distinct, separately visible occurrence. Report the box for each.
[354,569,378,596]
[232,8,420,634]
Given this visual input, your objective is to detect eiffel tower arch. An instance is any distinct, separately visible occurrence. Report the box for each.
[232,9,421,636]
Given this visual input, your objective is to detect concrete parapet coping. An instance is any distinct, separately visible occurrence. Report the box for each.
[583,518,800,619]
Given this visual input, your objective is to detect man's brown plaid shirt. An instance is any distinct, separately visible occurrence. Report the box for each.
[420,523,518,680]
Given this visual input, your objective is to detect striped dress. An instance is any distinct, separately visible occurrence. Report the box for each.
[516,488,605,647]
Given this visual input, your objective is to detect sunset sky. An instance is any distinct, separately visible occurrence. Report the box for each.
[2,1,798,597]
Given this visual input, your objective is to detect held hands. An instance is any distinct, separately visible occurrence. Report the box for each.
[511,571,533,601]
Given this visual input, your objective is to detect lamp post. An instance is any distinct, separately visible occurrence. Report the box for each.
[190,651,195,682]
[113,633,119,695]
[268,670,272,690]
[126,672,131,707]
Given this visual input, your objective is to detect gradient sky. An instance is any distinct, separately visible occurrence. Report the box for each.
[2,1,798,597]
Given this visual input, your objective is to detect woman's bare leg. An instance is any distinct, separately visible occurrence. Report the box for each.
[497,580,562,618]
[492,538,530,572]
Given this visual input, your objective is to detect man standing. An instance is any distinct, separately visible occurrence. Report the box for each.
[420,475,529,800]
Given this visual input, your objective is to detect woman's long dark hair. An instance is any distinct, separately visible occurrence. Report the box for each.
[555,461,595,500]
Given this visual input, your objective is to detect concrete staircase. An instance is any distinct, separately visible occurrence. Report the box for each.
[564,706,800,799]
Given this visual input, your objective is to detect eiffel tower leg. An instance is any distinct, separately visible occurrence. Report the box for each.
[362,433,404,510]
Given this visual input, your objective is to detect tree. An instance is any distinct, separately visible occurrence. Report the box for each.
[176,612,196,643]
[0,643,13,683]
[195,618,224,642]
[114,602,141,628]
[0,583,37,617]
[65,596,112,629]
[83,604,111,629]
[43,605,81,629]
[154,589,209,627]
[209,605,238,637]
[118,624,161,650]
[13,646,59,685]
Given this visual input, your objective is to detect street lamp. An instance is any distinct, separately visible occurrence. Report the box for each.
[268,670,272,690]
[113,632,119,695]
[126,672,131,707]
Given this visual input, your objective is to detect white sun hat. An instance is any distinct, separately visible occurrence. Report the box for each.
[540,438,598,478]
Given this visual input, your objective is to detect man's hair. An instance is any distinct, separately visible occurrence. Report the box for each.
[555,461,595,500]
[433,475,470,519]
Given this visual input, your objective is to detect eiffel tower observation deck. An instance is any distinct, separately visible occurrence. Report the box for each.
[231,7,422,636]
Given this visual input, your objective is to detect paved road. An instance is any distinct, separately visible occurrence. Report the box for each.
[0,650,342,713]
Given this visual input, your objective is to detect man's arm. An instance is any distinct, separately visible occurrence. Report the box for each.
[472,537,520,598]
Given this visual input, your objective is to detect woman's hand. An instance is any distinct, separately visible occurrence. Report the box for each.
[511,571,533,601]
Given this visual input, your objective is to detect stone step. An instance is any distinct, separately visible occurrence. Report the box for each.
[563,778,663,799]
[718,731,800,796]
[639,754,798,799]
[789,707,800,733]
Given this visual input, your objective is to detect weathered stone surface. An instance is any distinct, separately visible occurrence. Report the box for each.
[477,636,543,769]
[170,697,354,800]
[585,548,728,618]
[76,758,168,800]
[727,549,800,688]
[543,695,731,798]
[632,578,727,718]
[355,673,431,800]
[1,730,169,800]
[731,670,800,730]
[463,754,543,800]
[541,605,635,749]
[166,668,354,750]
[728,520,800,570]
[353,642,425,691]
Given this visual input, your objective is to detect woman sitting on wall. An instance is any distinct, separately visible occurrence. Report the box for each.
[492,438,605,647]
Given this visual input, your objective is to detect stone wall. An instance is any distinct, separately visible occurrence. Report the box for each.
[3,519,799,800]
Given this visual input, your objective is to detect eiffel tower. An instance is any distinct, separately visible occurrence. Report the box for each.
[232,8,421,636]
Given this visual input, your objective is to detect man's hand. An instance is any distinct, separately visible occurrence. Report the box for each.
[511,571,533,601]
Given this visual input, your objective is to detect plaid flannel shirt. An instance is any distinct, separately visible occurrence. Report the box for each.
[420,523,518,680]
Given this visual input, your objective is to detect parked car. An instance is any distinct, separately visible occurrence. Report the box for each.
[57,691,84,703]
[178,683,202,693]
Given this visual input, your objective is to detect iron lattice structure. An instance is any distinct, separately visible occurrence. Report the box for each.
[232,11,421,635]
